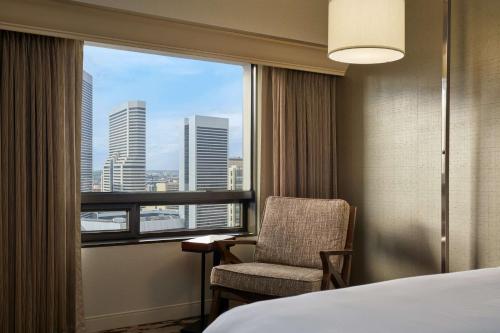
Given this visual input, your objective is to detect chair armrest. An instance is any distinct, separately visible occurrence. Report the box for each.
[319,249,353,290]
[214,239,257,265]
[320,249,353,257]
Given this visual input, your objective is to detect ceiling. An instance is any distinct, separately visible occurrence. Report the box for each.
[74,0,329,45]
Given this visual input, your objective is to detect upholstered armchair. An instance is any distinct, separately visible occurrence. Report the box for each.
[209,196,357,319]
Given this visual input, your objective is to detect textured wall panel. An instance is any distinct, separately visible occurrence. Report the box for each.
[450,0,500,271]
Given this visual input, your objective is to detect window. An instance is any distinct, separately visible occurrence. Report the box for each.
[81,43,254,244]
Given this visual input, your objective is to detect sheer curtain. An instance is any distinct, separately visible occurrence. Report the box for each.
[259,66,338,215]
[0,30,84,333]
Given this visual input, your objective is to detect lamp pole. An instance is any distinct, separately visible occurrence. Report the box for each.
[441,0,451,274]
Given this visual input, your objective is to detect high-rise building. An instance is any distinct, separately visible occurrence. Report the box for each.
[81,71,93,192]
[102,101,146,192]
[227,157,243,226]
[179,115,229,228]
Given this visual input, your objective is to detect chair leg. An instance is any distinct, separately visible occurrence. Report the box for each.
[209,288,222,323]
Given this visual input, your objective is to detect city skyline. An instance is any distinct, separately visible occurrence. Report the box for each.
[83,45,244,171]
[82,109,243,231]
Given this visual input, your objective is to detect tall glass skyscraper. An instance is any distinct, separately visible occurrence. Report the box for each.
[81,71,93,192]
[179,115,229,228]
[102,101,146,192]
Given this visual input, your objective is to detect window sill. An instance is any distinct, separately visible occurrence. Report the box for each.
[81,231,255,248]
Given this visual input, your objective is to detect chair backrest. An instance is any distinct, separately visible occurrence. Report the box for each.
[254,196,351,270]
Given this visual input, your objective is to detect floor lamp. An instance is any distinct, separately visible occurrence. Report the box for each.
[328,0,451,273]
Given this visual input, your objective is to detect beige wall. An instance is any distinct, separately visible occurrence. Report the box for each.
[337,0,500,284]
[75,0,328,45]
[82,241,254,331]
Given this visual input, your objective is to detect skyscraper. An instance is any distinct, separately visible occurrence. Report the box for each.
[102,101,146,192]
[179,115,229,228]
[227,157,243,226]
[81,70,93,192]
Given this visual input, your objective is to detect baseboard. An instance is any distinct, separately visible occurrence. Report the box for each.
[85,299,211,332]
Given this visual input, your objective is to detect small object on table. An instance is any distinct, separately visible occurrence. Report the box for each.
[181,235,235,333]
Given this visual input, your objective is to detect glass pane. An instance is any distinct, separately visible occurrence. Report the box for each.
[81,211,128,233]
[82,44,249,193]
[140,203,242,233]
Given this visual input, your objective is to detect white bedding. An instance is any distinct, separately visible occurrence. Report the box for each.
[205,267,500,333]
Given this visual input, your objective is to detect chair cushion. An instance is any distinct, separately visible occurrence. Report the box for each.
[254,196,350,270]
[210,262,323,297]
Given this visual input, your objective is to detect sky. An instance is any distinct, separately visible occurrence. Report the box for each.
[83,45,244,171]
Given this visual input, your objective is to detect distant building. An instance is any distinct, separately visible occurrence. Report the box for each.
[179,115,229,228]
[156,180,180,211]
[156,181,179,192]
[228,158,243,226]
[102,101,146,192]
[81,71,93,192]
[228,157,243,170]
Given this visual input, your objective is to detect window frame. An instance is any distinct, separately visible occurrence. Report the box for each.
[81,191,254,244]
[80,55,257,246]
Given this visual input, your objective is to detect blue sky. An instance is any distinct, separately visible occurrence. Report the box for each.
[83,45,244,171]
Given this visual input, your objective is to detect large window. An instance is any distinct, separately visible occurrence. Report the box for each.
[81,44,254,244]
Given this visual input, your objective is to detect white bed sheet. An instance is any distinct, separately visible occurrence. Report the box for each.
[205,267,500,333]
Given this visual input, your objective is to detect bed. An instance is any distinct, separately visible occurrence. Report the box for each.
[204,267,500,333]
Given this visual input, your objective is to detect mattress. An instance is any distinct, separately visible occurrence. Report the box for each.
[204,267,500,333]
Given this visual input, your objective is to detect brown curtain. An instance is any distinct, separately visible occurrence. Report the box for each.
[259,66,337,214]
[0,30,84,333]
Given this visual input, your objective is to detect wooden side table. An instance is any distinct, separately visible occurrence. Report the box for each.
[180,235,235,333]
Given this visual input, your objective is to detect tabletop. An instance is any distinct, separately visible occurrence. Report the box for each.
[181,234,235,253]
